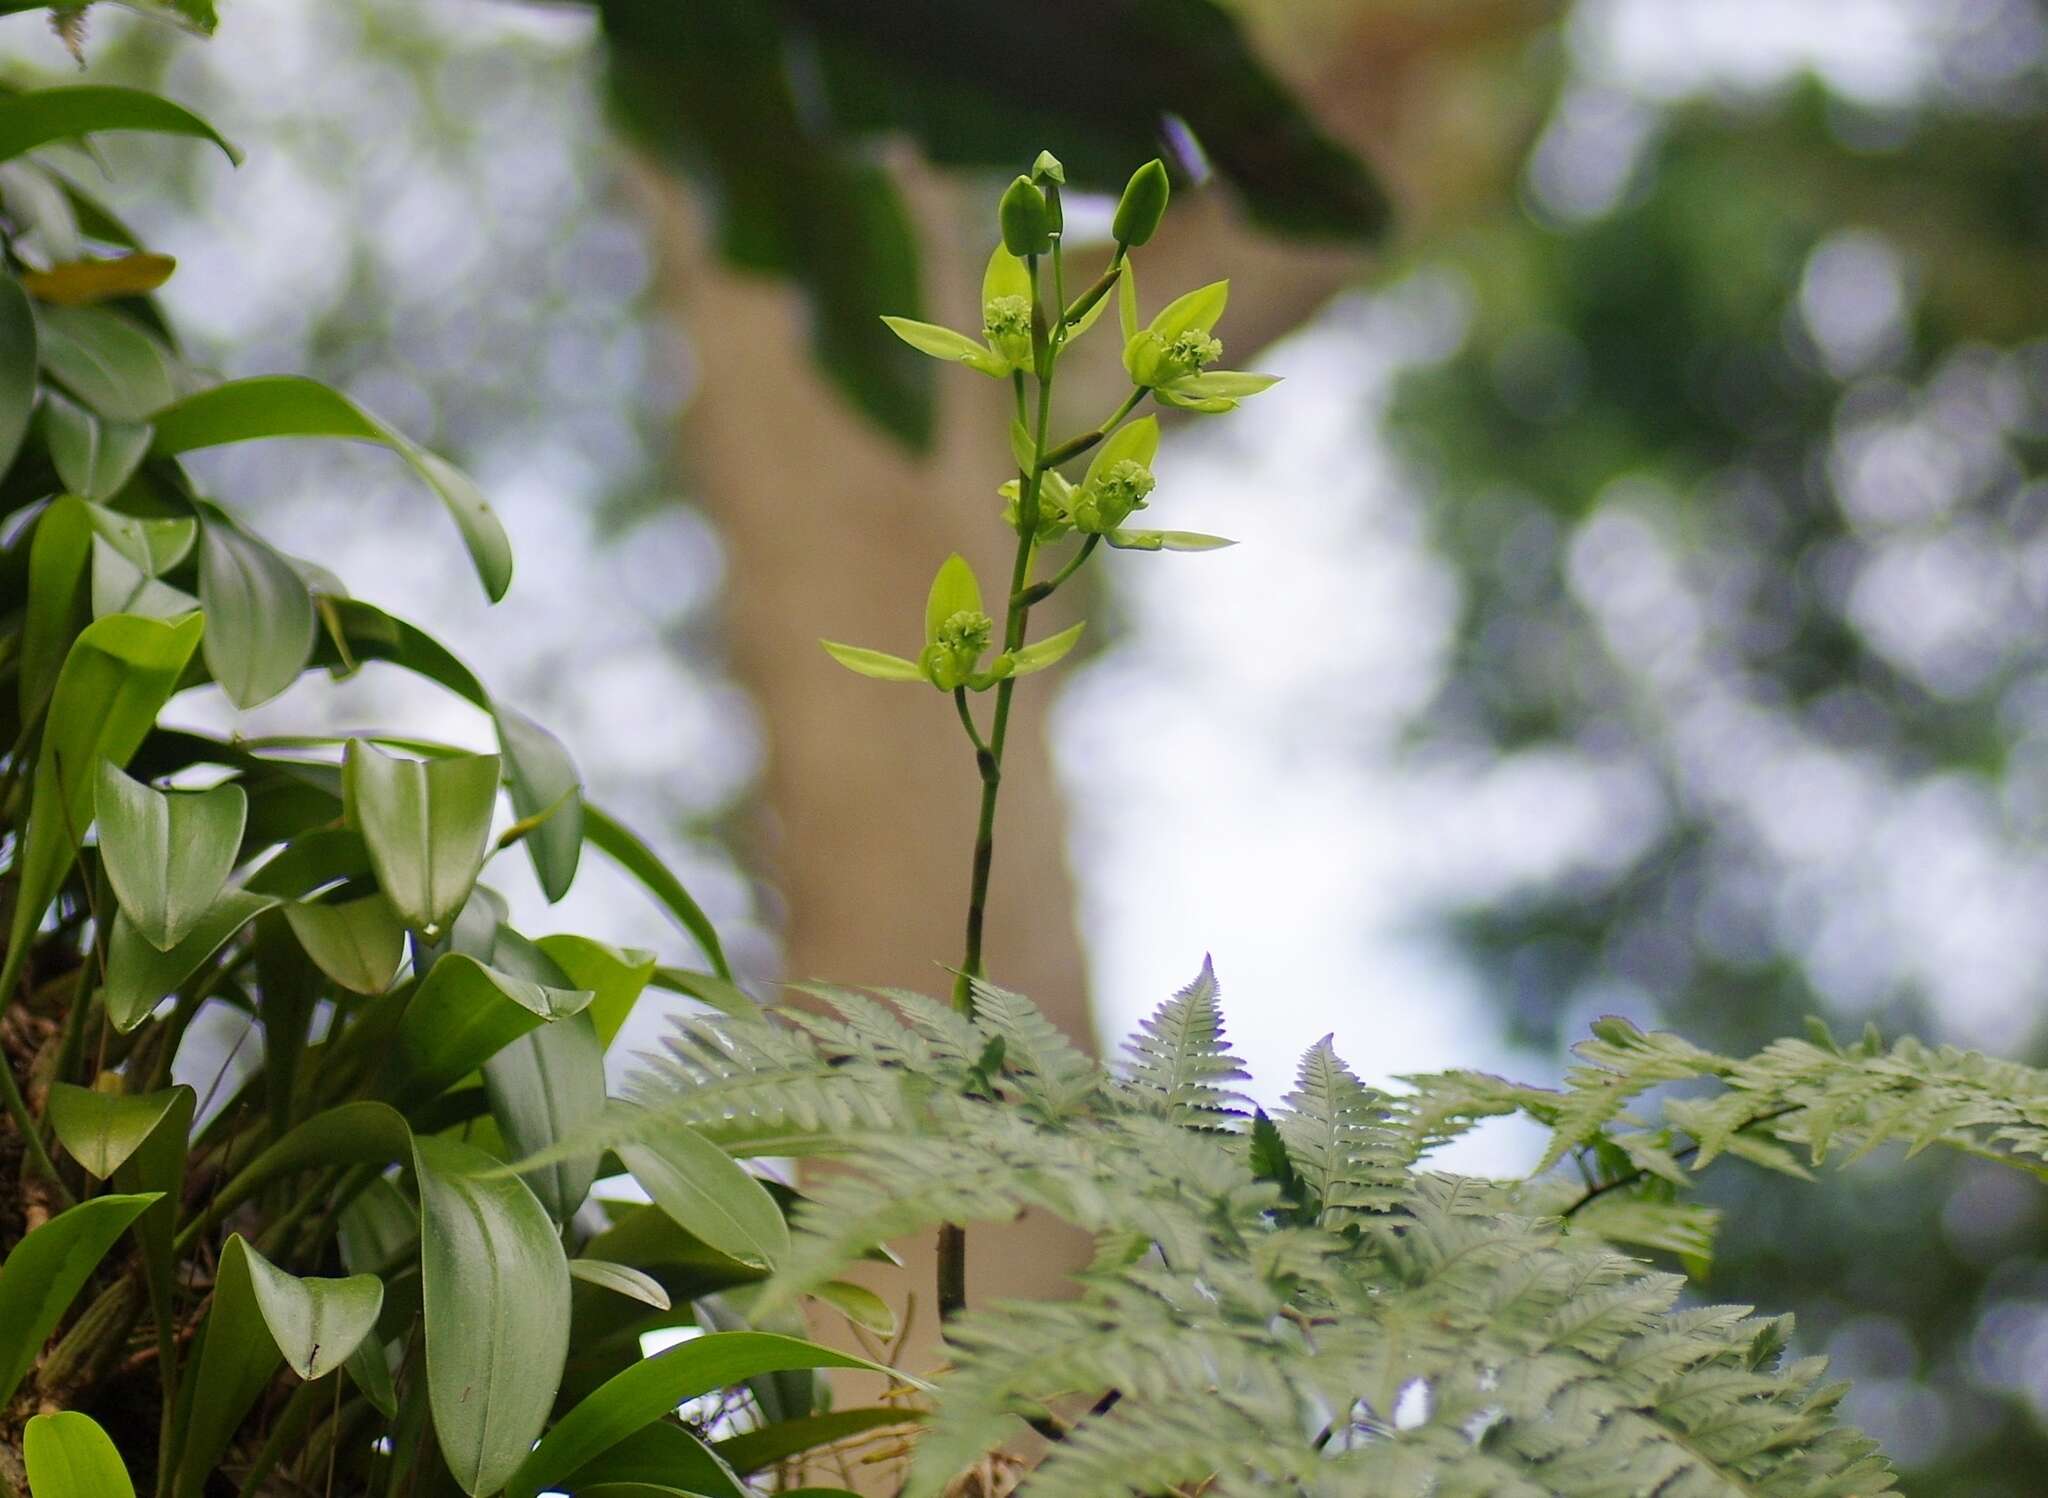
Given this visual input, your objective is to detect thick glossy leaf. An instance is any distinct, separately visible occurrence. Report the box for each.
[86,505,196,575]
[103,888,275,1032]
[537,935,657,1048]
[820,640,921,681]
[45,1081,186,1178]
[0,1193,158,1408]
[617,1117,790,1271]
[151,376,512,601]
[568,1259,672,1310]
[561,1424,744,1498]
[38,305,185,423]
[504,1332,891,1498]
[19,496,93,720]
[95,761,246,950]
[87,504,197,619]
[810,1279,896,1337]
[22,1412,134,1498]
[496,701,582,902]
[1,612,205,1008]
[196,505,316,708]
[284,891,405,994]
[0,271,35,474]
[174,1236,280,1498]
[484,1010,605,1221]
[343,740,501,939]
[415,1133,571,1497]
[715,1408,913,1477]
[584,803,730,979]
[0,85,239,164]
[388,950,593,1102]
[238,1237,384,1380]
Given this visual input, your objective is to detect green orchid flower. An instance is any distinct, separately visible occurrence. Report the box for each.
[881,247,1040,379]
[822,553,1085,691]
[1118,265,1280,412]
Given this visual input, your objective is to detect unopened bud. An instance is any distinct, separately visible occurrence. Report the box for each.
[1113,159,1170,248]
[999,175,1052,257]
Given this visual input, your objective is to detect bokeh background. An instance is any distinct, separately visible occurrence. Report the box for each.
[11,0,2048,1489]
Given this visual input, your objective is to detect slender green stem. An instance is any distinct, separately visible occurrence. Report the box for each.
[1040,386,1148,471]
[1019,535,1100,609]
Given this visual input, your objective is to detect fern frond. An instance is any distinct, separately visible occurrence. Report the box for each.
[612,970,1911,1497]
[1278,1037,1408,1223]
[967,976,1103,1118]
[1120,956,1250,1126]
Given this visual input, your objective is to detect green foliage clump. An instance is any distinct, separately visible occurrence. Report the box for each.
[616,963,1988,1497]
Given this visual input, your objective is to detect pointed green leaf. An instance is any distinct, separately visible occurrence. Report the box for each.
[284,891,405,994]
[0,1193,158,1408]
[22,1412,134,1498]
[1083,415,1159,489]
[0,85,239,165]
[343,740,501,939]
[878,316,1001,375]
[237,1237,384,1380]
[504,1332,895,1498]
[1007,620,1085,678]
[537,935,657,1048]
[568,1259,671,1310]
[45,1082,186,1179]
[0,271,35,475]
[923,553,982,644]
[3,612,205,1008]
[388,951,593,1102]
[1160,369,1278,398]
[584,803,731,979]
[820,640,922,682]
[196,505,316,708]
[150,375,512,600]
[174,1235,281,1498]
[617,1113,790,1270]
[496,701,583,902]
[415,1133,571,1497]
[95,761,245,951]
[41,390,150,499]
[104,888,276,1032]
[982,243,1031,307]
[1149,278,1229,341]
[1105,529,1237,552]
[485,1010,605,1221]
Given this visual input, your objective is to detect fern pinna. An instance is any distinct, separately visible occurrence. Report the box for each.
[594,955,2048,1496]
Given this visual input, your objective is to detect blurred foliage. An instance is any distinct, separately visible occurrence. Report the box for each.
[1390,33,2048,1497]
[589,0,1389,445]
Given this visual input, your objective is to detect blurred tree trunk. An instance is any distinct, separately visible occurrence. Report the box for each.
[629,0,1549,1459]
